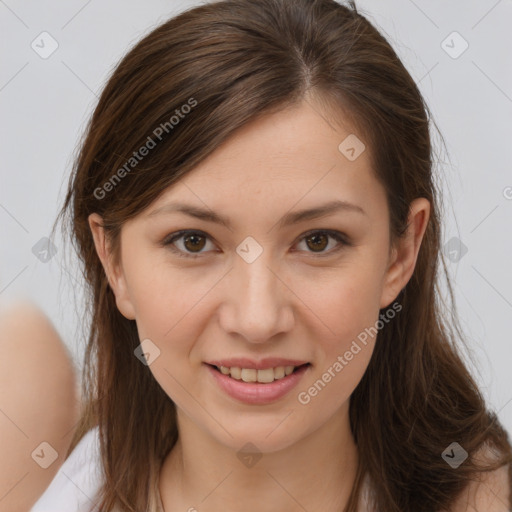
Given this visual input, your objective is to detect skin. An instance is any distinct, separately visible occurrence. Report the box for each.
[0,300,80,512]
[89,96,431,511]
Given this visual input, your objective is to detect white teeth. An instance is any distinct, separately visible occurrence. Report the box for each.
[241,368,257,382]
[230,367,241,379]
[274,366,285,379]
[216,364,304,383]
[257,368,275,383]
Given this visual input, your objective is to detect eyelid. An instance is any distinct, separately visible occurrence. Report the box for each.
[162,229,351,258]
[162,229,217,259]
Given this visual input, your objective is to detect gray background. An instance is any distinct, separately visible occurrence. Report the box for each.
[1,0,511,434]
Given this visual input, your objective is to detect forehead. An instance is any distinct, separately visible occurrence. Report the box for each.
[144,99,387,225]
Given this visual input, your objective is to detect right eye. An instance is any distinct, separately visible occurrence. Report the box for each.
[162,230,217,258]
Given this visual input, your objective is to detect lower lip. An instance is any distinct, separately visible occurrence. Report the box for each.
[205,363,310,405]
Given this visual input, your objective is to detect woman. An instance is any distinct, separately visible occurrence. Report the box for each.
[31,0,512,510]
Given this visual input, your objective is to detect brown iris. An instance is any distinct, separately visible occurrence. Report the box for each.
[305,232,328,252]
[183,233,206,252]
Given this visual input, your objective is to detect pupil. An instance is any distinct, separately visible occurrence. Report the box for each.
[307,233,327,252]
[185,234,205,252]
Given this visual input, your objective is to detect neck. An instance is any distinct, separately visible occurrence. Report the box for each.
[159,402,359,512]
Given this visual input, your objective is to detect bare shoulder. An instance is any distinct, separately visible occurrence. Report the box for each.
[449,444,511,512]
[0,300,81,512]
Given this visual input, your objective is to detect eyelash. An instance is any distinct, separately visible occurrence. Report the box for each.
[161,229,351,259]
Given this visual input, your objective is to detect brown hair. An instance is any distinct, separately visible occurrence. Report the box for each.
[52,0,512,510]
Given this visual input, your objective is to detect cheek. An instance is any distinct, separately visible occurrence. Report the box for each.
[295,259,384,346]
[295,275,380,412]
[292,260,383,404]
[126,256,220,341]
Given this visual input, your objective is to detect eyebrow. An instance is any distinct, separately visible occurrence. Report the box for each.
[147,199,367,230]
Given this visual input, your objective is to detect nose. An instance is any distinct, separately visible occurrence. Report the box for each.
[218,252,294,344]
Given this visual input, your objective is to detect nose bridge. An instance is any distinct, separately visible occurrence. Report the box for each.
[221,245,293,343]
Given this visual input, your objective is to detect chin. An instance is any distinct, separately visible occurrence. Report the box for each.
[212,421,304,454]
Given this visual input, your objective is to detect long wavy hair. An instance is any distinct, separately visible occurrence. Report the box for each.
[52,0,512,510]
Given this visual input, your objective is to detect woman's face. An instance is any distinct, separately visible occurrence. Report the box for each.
[90,98,426,453]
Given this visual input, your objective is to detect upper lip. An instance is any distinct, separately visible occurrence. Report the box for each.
[206,358,310,370]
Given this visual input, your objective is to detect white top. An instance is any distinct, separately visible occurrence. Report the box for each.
[30,426,165,512]
[30,427,104,512]
[30,426,374,511]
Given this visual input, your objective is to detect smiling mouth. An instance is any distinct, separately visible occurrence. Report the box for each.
[207,363,311,384]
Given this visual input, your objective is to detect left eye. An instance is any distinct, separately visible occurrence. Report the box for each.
[162,229,350,258]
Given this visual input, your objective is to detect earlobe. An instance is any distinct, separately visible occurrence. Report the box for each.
[380,198,431,309]
[87,213,137,320]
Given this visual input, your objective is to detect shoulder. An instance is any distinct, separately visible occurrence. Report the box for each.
[0,300,81,511]
[29,426,103,511]
[449,445,511,512]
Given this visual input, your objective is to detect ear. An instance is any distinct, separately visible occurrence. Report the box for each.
[380,198,431,309]
[88,213,136,320]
